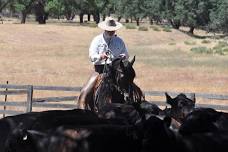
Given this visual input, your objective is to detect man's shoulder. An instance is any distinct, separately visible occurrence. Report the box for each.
[93,33,103,40]
[91,34,103,43]
[113,35,124,43]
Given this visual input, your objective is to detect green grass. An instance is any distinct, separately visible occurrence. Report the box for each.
[191,47,213,54]
[130,46,228,70]
[80,22,97,28]
[190,41,228,55]
[138,26,149,31]
[162,25,172,32]
[168,42,176,45]
[150,25,161,31]
[201,39,211,44]
[213,41,228,50]
[125,23,137,29]
[184,40,196,45]
[223,48,228,52]
[213,41,228,55]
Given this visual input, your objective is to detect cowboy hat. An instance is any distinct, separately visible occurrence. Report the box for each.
[98,17,123,31]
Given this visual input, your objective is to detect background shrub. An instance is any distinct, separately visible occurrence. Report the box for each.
[125,24,137,29]
[191,47,212,54]
[138,26,149,31]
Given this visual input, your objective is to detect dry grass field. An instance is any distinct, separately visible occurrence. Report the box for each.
[0,19,228,108]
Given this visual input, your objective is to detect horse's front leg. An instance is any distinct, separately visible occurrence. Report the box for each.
[77,90,87,109]
[77,72,100,110]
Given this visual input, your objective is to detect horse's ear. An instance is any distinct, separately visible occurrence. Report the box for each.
[130,56,136,66]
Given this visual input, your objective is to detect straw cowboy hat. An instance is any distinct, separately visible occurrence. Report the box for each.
[98,17,123,31]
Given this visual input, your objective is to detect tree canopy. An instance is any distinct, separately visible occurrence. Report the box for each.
[0,0,227,34]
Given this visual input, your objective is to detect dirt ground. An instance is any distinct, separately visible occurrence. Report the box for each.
[0,20,228,107]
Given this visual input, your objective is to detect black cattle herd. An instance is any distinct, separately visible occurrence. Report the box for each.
[1,92,228,152]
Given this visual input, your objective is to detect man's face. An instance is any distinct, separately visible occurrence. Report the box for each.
[105,30,115,36]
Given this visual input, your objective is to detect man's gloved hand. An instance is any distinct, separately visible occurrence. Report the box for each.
[100,52,109,60]
[119,53,126,59]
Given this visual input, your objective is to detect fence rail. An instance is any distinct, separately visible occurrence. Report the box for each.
[144,91,228,100]
[1,84,228,117]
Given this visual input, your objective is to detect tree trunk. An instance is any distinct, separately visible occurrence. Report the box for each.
[125,19,129,23]
[79,13,84,23]
[172,19,180,29]
[117,16,121,22]
[136,18,140,26]
[102,14,106,21]
[88,14,91,21]
[21,11,27,24]
[70,14,75,20]
[36,15,47,24]
[150,18,153,25]
[108,9,111,17]
[65,12,71,21]
[93,11,100,24]
[34,2,48,24]
[189,26,194,34]
[35,11,48,24]
[96,13,100,24]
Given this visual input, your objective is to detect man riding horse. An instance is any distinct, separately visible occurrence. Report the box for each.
[77,17,144,111]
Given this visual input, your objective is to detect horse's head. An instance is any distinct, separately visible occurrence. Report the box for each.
[109,56,136,90]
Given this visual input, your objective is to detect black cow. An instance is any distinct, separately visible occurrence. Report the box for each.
[1,107,146,152]
[0,112,40,152]
[141,115,228,152]
[4,124,46,152]
[38,128,90,152]
[179,108,228,135]
[98,101,163,126]
[164,92,196,123]
[5,124,142,152]
[29,109,106,131]
[98,103,141,125]
[139,100,163,116]
[0,109,110,152]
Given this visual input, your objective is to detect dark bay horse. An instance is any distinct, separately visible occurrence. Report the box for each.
[77,57,145,112]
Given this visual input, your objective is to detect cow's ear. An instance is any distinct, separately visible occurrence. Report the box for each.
[190,93,196,104]
[165,92,173,106]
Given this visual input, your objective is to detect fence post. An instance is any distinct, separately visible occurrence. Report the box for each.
[3,81,9,118]
[26,85,33,112]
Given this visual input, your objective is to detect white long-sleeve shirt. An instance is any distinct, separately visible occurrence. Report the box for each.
[89,33,129,65]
